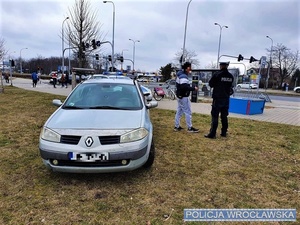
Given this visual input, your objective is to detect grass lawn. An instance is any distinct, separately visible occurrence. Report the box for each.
[0,86,299,225]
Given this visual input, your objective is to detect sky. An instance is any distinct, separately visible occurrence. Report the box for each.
[1,0,299,74]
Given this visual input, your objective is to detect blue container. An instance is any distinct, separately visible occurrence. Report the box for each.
[229,97,265,115]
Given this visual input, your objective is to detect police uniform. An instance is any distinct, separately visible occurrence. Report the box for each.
[205,62,234,138]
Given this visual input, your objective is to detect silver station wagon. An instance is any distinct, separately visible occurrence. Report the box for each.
[39,78,158,173]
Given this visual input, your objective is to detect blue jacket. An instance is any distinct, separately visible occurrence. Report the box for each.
[31,72,38,81]
[175,70,195,98]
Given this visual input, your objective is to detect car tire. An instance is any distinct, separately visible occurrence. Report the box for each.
[296,89,300,93]
[143,140,155,168]
[153,92,164,101]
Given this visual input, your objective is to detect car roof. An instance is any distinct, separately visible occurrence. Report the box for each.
[83,77,135,85]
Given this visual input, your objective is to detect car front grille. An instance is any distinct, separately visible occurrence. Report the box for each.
[60,135,120,145]
[61,135,81,145]
[99,136,120,145]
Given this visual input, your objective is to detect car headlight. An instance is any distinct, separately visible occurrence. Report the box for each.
[40,127,61,143]
[120,128,149,143]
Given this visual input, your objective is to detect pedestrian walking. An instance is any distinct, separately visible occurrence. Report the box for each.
[52,72,57,88]
[174,62,199,133]
[31,71,38,87]
[204,62,234,139]
[4,73,9,83]
[61,73,65,88]
[64,73,69,88]
[37,72,41,84]
[282,82,286,91]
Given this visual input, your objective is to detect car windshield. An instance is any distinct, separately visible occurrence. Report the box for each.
[63,83,143,110]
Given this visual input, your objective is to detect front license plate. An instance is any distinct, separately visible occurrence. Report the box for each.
[69,152,109,162]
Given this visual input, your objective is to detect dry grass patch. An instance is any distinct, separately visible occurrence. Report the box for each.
[0,86,299,225]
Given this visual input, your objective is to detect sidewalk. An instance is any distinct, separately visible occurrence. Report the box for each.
[2,77,300,126]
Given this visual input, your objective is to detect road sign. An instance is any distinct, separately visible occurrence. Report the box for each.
[260,56,267,67]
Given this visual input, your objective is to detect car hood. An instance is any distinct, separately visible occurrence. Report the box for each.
[46,109,144,129]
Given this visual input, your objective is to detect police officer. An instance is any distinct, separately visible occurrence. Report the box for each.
[204,62,234,138]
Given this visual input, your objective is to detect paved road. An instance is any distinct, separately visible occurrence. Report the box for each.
[2,78,300,126]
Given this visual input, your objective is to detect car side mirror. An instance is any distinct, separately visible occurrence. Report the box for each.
[145,95,152,102]
[53,99,63,107]
[146,101,158,109]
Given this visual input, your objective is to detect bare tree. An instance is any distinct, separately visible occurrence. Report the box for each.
[205,61,218,69]
[66,0,104,68]
[0,37,8,90]
[173,49,200,69]
[270,43,299,87]
[0,37,7,62]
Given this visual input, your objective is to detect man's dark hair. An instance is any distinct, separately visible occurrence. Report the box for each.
[182,62,191,70]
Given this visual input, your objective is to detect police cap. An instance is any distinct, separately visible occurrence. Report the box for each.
[219,61,230,66]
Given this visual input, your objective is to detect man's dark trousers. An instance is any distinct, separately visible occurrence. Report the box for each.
[209,98,229,136]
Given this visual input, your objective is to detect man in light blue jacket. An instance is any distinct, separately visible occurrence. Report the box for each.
[174,62,199,133]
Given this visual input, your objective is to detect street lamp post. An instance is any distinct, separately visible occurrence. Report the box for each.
[62,17,69,77]
[182,0,192,65]
[129,39,140,72]
[215,23,228,65]
[19,47,28,74]
[266,35,273,89]
[103,1,115,71]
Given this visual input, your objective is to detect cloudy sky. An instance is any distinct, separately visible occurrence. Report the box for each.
[1,0,299,73]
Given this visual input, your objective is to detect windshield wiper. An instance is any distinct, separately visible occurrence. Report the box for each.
[63,105,85,109]
[89,106,126,110]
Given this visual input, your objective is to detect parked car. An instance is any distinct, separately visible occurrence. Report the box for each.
[88,74,109,79]
[293,86,300,93]
[51,74,88,84]
[49,73,62,85]
[39,78,158,173]
[48,71,58,76]
[236,82,258,90]
[137,78,148,82]
[107,75,131,80]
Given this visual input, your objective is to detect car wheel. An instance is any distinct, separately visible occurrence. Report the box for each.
[143,140,155,168]
[296,89,300,93]
[153,92,163,101]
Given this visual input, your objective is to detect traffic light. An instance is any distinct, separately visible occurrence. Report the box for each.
[92,39,96,49]
[10,60,15,67]
[237,54,244,61]
[249,56,257,63]
[120,56,124,62]
[81,42,86,51]
[95,54,99,60]
[108,55,112,61]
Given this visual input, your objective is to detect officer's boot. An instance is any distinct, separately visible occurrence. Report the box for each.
[220,128,227,137]
[204,125,217,139]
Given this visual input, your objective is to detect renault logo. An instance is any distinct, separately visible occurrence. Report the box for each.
[85,136,94,147]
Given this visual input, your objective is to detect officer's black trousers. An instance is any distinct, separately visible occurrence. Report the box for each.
[209,98,229,136]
